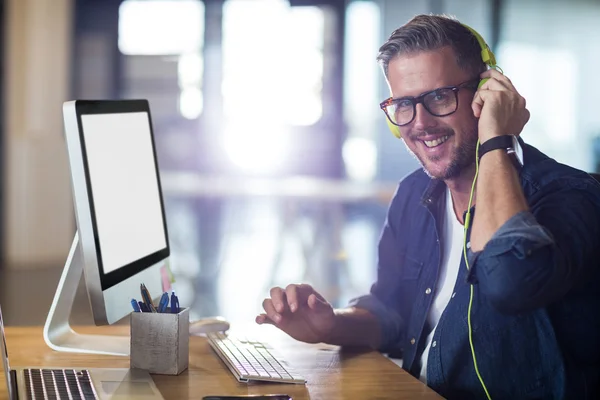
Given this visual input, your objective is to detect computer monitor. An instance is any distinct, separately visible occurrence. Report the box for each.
[44,100,171,356]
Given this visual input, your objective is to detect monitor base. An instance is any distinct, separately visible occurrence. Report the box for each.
[43,232,130,356]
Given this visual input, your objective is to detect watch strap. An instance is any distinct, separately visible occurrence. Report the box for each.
[478,135,515,160]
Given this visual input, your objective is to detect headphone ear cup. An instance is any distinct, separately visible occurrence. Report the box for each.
[478,77,489,89]
[386,118,402,139]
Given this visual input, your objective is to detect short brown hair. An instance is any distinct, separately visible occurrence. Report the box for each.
[377,14,487,79]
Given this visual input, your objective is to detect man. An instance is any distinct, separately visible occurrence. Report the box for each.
[256,14,600,399]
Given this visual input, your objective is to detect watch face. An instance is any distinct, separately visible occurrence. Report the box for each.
[511,136,524,166]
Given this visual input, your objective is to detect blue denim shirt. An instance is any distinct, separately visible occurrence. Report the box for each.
[351,140,600,399]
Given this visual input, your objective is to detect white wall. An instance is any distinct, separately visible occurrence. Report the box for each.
[498,0,600,171]
[3,0,74,267]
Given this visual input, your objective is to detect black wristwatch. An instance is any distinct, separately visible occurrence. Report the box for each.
[478,135,523,168]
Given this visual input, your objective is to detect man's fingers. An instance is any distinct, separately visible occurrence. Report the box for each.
[307,293,330,313]
[480,69,516,92]
[262,298,282,324]
[256,313,275,325]
[269,286,287,313]
[471,89,508,115]
[285,285,300,312]
[472,89,527,116]
[478,77,513,93]
[300,284,327,302]
[472,90,484,118]
[285,284,321,312]
[266,283,329,320]
[478,71,526,113]
[471,89,530,137]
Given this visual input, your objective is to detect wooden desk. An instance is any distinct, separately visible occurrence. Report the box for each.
[1,325,443,399]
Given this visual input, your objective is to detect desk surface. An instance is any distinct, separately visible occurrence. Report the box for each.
[1,325,442,400]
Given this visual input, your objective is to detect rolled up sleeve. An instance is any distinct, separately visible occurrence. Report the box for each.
[468,181,600,315]
[348,293,405,352]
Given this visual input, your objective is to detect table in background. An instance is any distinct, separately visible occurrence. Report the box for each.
[0,325,443,399]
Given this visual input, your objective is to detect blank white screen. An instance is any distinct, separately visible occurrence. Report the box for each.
[81,112,167,274]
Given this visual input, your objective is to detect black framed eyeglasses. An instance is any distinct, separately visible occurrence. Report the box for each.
[380,79,480,127]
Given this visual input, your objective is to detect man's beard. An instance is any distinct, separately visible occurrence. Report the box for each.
[404,128,478,180]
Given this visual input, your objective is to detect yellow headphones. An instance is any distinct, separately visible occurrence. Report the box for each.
[385,23,498,139]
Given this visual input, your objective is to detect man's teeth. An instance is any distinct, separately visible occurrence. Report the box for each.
[424,135,450,148]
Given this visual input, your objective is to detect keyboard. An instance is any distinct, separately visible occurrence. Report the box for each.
[206,332,306,384]
[23,368,98,399]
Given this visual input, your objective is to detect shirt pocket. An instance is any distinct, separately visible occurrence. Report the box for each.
[393,254,424,311]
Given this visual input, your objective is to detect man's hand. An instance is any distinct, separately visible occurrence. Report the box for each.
[256,284,336,344]
[471,69,530,143]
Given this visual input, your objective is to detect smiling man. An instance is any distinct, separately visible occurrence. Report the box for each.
[257,14,600,399]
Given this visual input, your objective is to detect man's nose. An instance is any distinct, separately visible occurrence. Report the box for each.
[412,103,438,131]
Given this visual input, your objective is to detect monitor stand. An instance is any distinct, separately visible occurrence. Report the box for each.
[43,232,232,357]
[43,232,130,356]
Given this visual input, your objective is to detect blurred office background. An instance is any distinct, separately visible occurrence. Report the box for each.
[1,0,600,326]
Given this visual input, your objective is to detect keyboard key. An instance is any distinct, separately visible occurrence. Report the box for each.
[52,370,69,399]
[65,369,83,400]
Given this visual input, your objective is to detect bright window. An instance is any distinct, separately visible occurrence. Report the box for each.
[222,0,324,127]
[343,1,381,181]
[221,0,325,173]
[118,0,204,55]
[118,0,205,119]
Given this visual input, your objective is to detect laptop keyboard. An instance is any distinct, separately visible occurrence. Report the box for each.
[23,368,98,400]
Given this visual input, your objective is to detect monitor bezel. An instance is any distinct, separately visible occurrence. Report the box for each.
[73,100,170,291]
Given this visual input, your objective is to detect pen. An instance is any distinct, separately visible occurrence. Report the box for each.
[138,301,147,312]
[157,292,169,313]
[140,283,157,313]
[131,299,141,312]
[170,291,179,313]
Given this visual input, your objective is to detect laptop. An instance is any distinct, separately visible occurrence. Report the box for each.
[1,305,164,400]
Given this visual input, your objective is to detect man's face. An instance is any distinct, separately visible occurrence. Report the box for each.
[386,46,479,180]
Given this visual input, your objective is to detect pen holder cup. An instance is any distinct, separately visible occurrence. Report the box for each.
[130,307,189,375]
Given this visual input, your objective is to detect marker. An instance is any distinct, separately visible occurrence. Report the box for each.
[138,301,148,312]
[131,299,141,312]
[157,292,169,313]
[170,291,179,313]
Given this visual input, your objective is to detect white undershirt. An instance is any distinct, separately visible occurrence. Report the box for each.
[419,187,465,383]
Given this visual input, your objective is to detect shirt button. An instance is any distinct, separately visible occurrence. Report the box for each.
[410,338,416,345]
[432,341,437,348]
[451,292,456,298]
[425,288,432,295]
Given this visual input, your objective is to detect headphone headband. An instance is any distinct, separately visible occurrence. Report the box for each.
[459,23,496,68]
